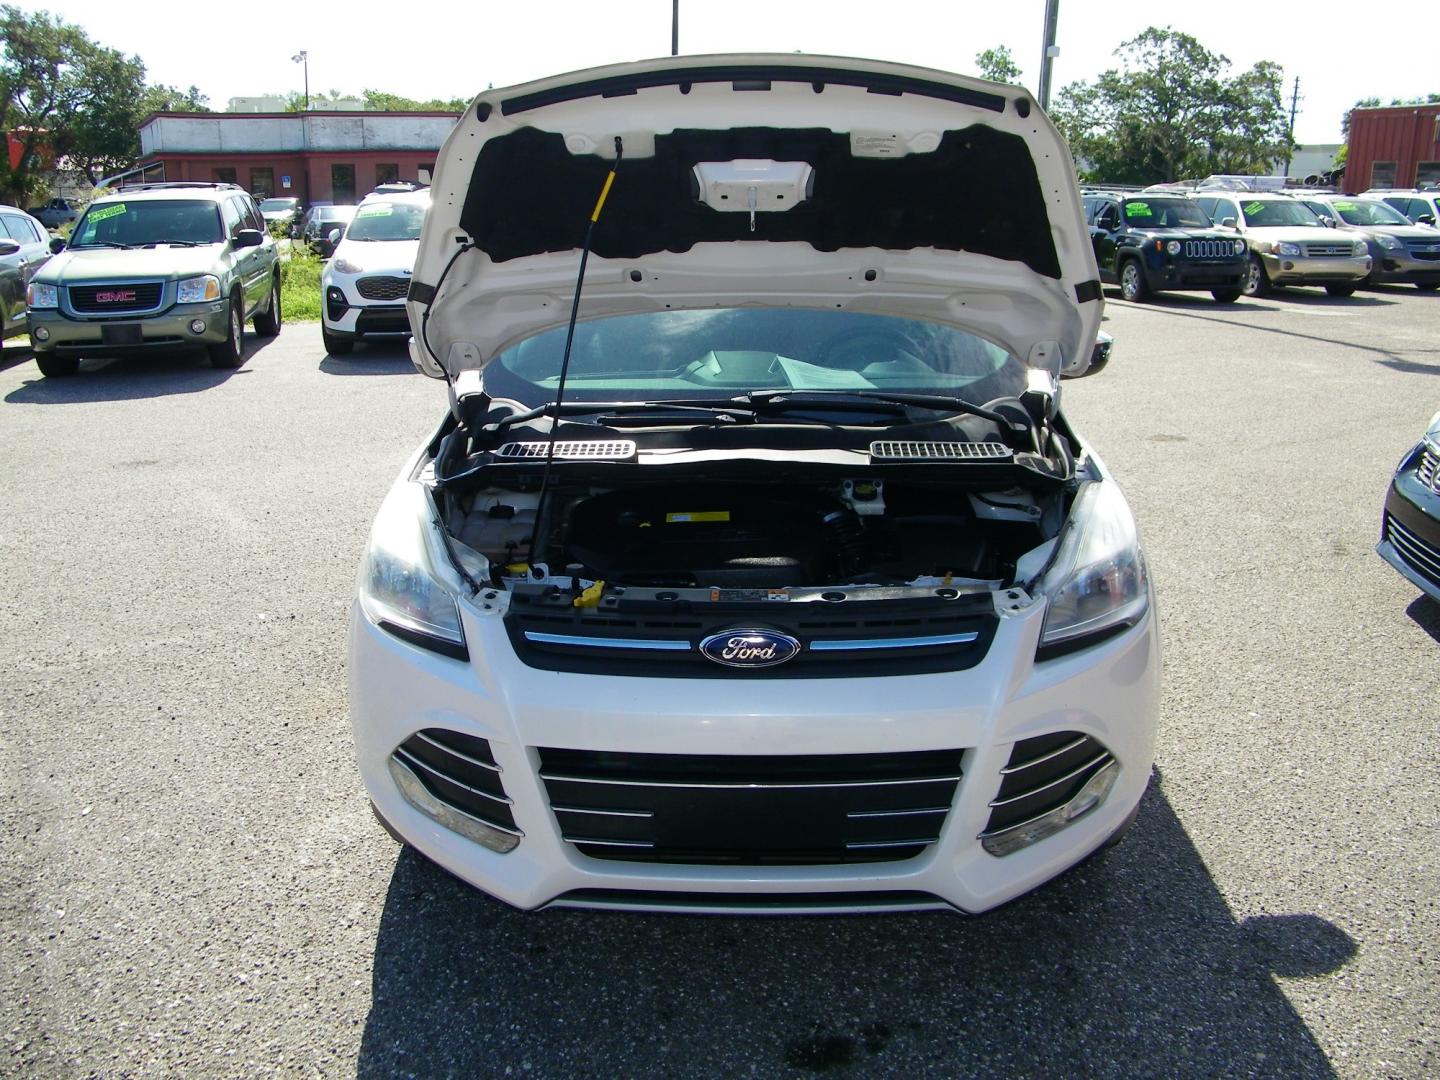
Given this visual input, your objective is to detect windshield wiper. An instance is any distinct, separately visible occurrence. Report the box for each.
[144,240,206,247]
[71,241,134,249]
[735,389,1024,432]
[493,399,755,432]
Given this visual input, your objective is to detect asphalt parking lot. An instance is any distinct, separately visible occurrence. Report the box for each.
[2,284,1437,1079]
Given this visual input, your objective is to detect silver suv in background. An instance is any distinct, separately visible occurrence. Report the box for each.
[1193,191,1371,297]
[1296,195,1440,291]
[1364,189,1440,228]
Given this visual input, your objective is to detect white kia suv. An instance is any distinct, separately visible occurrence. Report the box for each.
[348,54,1159,915]
[320,189,427,355]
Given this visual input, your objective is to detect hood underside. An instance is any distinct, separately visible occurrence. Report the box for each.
[410,54,1102,382]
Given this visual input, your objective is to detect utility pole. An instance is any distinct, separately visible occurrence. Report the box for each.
[671,0,679,56]
[291,51,309,111]
[1037,0,1061,109]
[1282,77,1301,177]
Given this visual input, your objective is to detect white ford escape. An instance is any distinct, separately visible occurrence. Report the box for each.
[349,54,1159,915]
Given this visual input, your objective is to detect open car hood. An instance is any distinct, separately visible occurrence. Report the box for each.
[409,54,1102,383]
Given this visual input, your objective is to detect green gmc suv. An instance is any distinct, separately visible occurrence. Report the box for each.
[25,182,281,377]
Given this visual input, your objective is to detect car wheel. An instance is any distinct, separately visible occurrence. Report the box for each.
[253,275,282,337]
[322,325,354,356]
[1325,283,1357,298]
[208,295,246,369]
[1243,255,1271,297]
[1119,260,1149,302]
[1211,287,1242,303]
[35,354,79,378]
[1416,282,1440,292]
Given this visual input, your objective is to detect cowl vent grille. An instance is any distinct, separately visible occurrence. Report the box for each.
[869,441,1012,462]
[495,440,637,460]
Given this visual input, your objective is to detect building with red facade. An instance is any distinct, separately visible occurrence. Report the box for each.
[135,110,462,203]
[1344,104,1440,192]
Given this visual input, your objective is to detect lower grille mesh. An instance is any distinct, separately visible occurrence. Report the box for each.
[984,731,1115,836]
[391,729,517,833]
[1386,513,1440,587]
[538,748,964,865]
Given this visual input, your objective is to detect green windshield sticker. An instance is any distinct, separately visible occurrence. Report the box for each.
[355,204,393,218]
[1244,201,1264,216]
[1333,200,1357,211]
[1125,202,1152,217]
[87,204,127,224]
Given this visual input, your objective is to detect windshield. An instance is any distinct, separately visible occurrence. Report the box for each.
[259,198,298,213]
[1123,198,1212,228]
[345,201,426,241]
[1239,199,1322,228]
[70,199,223,247]
[1330,199,1412,227]
[482,308,1025,407]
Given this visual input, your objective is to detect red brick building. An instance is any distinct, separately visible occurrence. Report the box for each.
[1344,104,1440,192]
[135,111,462,204]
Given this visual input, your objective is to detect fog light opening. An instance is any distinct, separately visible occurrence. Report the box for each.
[980,759,1120,857]
[386,756,521,854]
[189,319,207,334]
[32,325,50,342]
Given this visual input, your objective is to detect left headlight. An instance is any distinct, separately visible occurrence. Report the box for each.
[27,281,58,308]
[358,483,468,660]
[176,275,221,303]
[1037,482,1150,657]
[1277,242,1301,256]
[331,256,363,275]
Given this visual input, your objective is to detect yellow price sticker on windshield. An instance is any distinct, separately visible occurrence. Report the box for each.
[88,204,127,224]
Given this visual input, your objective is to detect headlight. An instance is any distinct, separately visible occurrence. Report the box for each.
[1037,482,1149,656]
[1375,234,1402,251]
[1277,242,1301,256]
[27,281,58,308]
[1233,239,1247,255]
[358,483,467,659]
[176,275,221,303]
[331,256,362,275]
[1165,240,1182,255]
[1352,240,1368,257]
[1427,410,1440,441]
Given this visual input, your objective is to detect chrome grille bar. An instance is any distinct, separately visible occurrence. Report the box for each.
[393,747,514,806]
[537,772,962,791]
[988,751,1113,807]
[414,730,502,773]
[809,631,979,651]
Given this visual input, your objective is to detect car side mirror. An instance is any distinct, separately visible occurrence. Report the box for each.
[327,228,342,245]
[1419,214,1437,226]
[1319,216,1336,228]
[232,228,264,249]
[49,237,66,254]
[0,239,19,257]
[1220,217,1237,228]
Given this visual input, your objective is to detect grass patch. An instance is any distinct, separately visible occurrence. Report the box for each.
[281,246,323,322]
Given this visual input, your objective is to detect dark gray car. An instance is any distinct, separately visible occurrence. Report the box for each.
[0,206,52,343]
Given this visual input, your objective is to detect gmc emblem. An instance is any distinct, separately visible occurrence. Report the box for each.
[96,290,137,303]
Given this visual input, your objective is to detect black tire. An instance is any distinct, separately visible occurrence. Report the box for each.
[35,353,79,378]
[253,275,281,337]
[1211,287,1242,303]
[322,325,354,356]
[1416,282,1440,292]
[207,295,245,368]
[1119,259,1150,302]
[1325,283,1356,298]
[1243,255,1272,297]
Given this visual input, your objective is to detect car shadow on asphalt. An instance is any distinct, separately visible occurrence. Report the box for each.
[1,344,274,404]
[355,771,1354,1079]
[319,341,413,376]
[1405,595,1440,642]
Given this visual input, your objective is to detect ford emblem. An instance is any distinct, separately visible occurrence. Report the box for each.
[699,628,801,669]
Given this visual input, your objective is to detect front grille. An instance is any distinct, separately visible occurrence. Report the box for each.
[1304,243,1353,258]
[538,748,964,865]
[1409,242,1440,261]
[506,592,997,677]
[355,275,410,301]
[983,731,1116,836]
[1385,514,1440,587]
[390,729,517,833]
[496,440,637,460]
[869,440,1012,462]
[354,306,409,334]
[67,281,165,315]
[1182,239,1235,259]
[1419,447,1439,494]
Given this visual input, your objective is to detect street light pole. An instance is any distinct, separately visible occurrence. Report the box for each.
[291,51,309,111]
[1037,0,1060,109]
[671,0,679,56]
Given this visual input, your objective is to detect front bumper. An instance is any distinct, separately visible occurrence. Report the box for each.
[27,299,233,354]
[1147,258,1247,291]
[349,591,1160,915]
[321,272,413,337]
[1377,446,1440,602]
[1259,251,1371,285]
[1368,246,1440,285]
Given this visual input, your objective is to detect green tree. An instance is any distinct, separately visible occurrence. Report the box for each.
[362,89,469,113]
[1050,27,1293,184]
[974,46,1021,85]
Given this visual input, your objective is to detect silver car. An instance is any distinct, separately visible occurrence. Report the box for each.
[1192,192,1371,297]
[1363,188,1440,228]
[1297,195,1440,291]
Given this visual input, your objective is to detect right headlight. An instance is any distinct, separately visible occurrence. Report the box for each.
[331,256,363,275]
[358,483,468,659]
[1037,482,1150,657]
[27,281,58,308]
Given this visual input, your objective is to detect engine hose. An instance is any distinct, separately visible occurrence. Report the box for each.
[821,509,868,577]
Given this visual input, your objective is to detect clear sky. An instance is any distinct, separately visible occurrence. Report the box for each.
[9,0,1436,146]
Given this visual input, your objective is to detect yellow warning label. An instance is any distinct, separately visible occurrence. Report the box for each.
[666,511,731,523]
